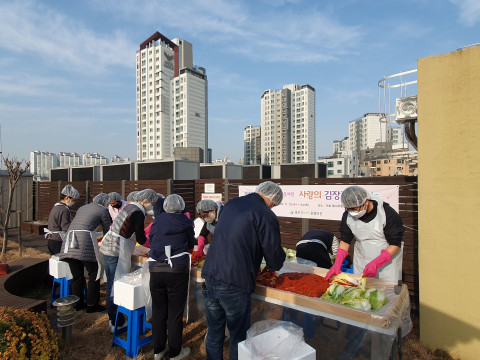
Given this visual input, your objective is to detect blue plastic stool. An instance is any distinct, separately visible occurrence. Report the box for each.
[51,277,72,305]
[51,277,88,306]
[112,306,152,358]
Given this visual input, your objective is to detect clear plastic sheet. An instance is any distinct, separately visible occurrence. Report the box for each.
[245,320,305,360]
[114,266,153,319]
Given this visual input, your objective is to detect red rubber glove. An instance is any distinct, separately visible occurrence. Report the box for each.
[325,248,348,280]
[362,249,392,278]
[197,235,206,255]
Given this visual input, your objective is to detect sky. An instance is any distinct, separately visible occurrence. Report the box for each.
[0,0,479,164]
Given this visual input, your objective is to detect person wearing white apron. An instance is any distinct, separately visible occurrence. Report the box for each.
[325,186,404,282]
[194,200,224,255]
[99,189,158,332]
[59,193,111,312]
[45,184,79,255]
[148,194,194,360]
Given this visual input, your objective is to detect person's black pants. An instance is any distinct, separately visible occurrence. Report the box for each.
[150,270,189,357]
[65,258,100,309]
[48,239,62,255]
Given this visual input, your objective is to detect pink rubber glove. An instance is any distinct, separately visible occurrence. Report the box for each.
[197,235,206,255]
[362,249,392,278]
[325,248,348,280]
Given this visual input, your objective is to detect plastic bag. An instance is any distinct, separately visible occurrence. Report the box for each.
[245,320,304,360]
[287,257,317,267]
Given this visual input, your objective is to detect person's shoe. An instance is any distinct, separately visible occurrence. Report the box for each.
[109,320,128,334]
[154,345,169,360]
[85,304,106,313]
[169,347,191,360]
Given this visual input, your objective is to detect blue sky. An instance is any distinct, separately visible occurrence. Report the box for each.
[0,0,479,164]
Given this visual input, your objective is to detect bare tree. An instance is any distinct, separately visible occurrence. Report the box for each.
[0,157,30,261]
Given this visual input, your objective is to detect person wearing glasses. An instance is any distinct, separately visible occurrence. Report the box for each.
[194,200,224,255]
[325,185,404,282]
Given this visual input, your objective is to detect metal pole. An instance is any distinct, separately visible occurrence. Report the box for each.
[17,211,22,258]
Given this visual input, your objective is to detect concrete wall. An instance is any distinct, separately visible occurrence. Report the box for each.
[0,172,33,227]
[418,45,480,359]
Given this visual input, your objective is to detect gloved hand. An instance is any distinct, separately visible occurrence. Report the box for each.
[325,248,348,280]
[362,249,392,278]
[197,235,206,255]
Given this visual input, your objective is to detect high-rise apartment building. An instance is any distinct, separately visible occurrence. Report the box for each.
[348,113,405,155]
[30,150,58,181]
[244,125,261,165]
[136,32,208,162]
[58,152,81,168]
[82,152,108,166]
[261,84,315,165]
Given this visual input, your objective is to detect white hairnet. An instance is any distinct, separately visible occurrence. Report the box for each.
[108,192,122,202]
[196,199,217,213]
[163,194,185,213]
[255,181,283,207]
[135,189,158,203]
[341,186,368,208]
[126,191,138,202]
[93,193,111,207]
[61,185,79,199]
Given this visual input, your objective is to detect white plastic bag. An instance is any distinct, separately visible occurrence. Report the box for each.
[245,320,304,360]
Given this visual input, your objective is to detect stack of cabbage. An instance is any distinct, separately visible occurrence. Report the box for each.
[321,274,388,311]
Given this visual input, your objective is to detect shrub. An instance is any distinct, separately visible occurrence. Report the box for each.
[0,306,59,360]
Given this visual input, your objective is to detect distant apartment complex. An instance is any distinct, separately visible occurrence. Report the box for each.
[30,150,121,180]
[244,125,261,165]
[260,84,315,165]
[136,32,208,162]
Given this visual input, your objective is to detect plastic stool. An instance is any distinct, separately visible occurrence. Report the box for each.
[112,306,152,358]
[51,277,88,306]
[51,277,72,305]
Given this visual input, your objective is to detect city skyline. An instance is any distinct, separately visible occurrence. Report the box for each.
[0,0,478,164]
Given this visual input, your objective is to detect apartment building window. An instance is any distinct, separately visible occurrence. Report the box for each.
[328,170,334,175]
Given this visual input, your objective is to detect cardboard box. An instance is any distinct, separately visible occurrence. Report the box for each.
[238,327,316,360]
[113,275,145,310]
[49,257,73,279]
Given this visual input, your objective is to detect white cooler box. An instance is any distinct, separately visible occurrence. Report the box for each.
[113,274,146,310]
[238,326,316,360]
[49,257,73,280]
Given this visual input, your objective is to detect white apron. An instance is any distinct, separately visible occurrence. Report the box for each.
[112,202,146,281]
[148,244,192,322]
[63,229,104,281]
[44,202,69,242]
[346,195,403,282]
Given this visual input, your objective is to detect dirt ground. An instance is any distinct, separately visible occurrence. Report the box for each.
[2,236,461,360]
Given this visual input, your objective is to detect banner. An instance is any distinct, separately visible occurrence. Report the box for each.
[238,185,399,221]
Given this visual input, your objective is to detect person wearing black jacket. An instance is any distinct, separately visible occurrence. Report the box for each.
[296,229,339,269]
[149,194,194,360]
[201,181,286,360]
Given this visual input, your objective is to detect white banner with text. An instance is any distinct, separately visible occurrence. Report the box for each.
[238,184,399,220]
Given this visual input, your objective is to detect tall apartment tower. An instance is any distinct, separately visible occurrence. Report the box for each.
[136,32,208,162]
[348,113,388,153]
[244,125,262,165]
[30,150,58,180]
[261,84,315,165]
[58,152,81,167]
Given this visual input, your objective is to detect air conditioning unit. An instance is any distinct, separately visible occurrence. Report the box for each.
[395,96,417,124]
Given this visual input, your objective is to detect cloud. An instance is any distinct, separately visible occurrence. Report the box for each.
[450,0,480,26]
[0,0,136,76]
[93,0,363,64]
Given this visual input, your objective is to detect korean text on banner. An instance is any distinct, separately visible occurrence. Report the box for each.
[238,185,399,221]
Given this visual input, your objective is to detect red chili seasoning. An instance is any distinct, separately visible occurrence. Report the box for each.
[256,271,331,298]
